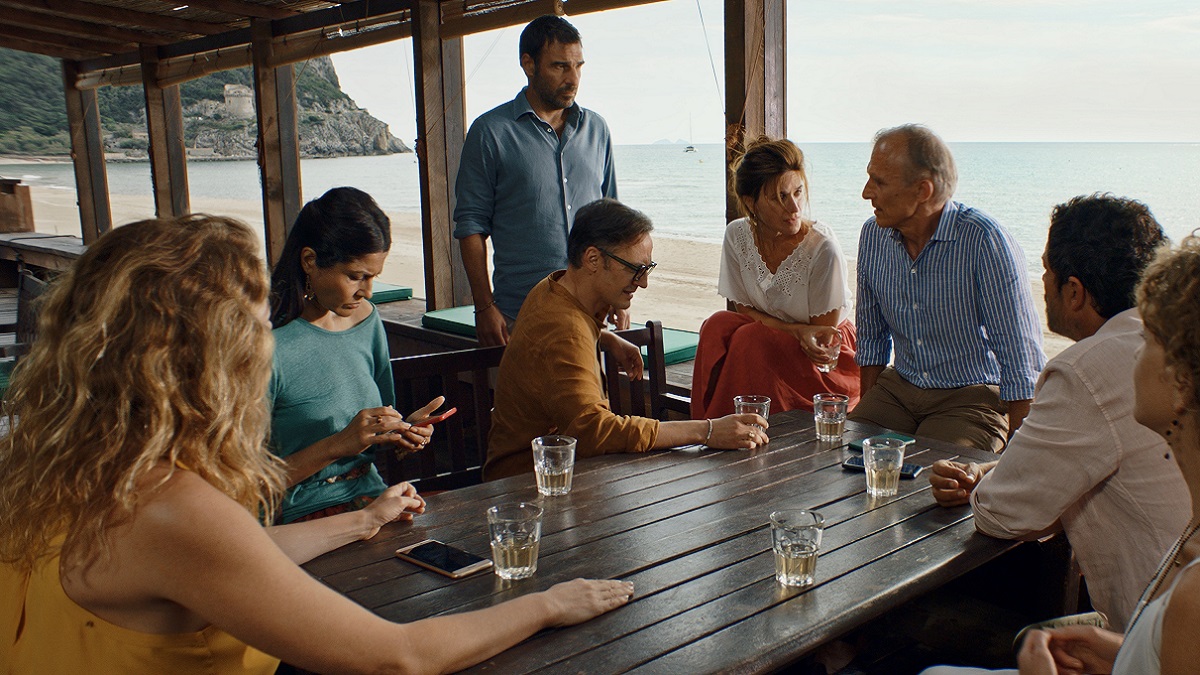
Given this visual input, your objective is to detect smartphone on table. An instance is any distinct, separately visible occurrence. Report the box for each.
[395,539,492,578]
[841,455,924,479]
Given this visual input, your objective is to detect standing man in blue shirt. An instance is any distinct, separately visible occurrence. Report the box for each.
[454,15,620,346]
[852,124,1045,453]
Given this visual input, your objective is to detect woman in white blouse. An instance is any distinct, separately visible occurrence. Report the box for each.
[691,137,861,419]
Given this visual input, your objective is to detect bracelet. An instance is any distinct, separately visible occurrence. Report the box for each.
[473,300,496,314]
[704,418,713,445]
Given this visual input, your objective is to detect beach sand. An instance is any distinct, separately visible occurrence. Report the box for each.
[25,185,1071,358]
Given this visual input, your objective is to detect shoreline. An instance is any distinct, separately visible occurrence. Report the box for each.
[21,185,1071,357]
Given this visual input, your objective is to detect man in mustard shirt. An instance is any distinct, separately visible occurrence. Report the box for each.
[485,199,770,480]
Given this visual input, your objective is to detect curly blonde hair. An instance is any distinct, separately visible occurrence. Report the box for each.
[0,215,287,572]
[1138,233,1200,409]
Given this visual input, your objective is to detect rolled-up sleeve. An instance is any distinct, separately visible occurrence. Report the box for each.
[855,223,892,366]
[974,228,1045,400]
[452,123,496,240]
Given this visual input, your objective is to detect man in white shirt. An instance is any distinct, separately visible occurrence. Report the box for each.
[928,193,1190,631]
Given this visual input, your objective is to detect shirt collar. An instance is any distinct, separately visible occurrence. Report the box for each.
[930,200,961,242]
[510,88,580,124]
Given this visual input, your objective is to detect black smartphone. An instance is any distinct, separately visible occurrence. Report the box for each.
[395,539,493,578]
[841,455,924,479]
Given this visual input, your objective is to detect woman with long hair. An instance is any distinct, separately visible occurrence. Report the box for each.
[269,187,440,524]
[0,215,632,673]
[691,137,860,419]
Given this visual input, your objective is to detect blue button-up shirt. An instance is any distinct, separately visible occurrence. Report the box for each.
[453,89,617,318]
[855,201,1045,400]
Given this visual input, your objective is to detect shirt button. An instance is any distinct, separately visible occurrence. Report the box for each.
[567,205,572,210]
[916,339,923,346]
[546,127,553,133]
[922,372,929,378]
[912,303,918,310]
[910,268,917,274]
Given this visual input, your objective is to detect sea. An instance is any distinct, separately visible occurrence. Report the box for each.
[3,141,1198,277]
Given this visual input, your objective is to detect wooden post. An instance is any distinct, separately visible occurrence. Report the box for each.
[62,59,111,244]
[141,46,190,218]
[251,18,302,265]
[724,0,786,222]
[412,0,469,310]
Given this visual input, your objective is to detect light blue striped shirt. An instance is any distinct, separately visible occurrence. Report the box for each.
[855,201,1045,400]
[453,89,617,319]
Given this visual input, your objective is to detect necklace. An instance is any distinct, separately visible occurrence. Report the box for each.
[1126,518,1200,631]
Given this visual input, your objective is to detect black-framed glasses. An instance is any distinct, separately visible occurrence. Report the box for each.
[599,248,657,283]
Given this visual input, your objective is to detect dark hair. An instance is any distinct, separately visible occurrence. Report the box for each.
[567,199,653,267]
[1046,193,1166,319]
[729,136,809,221]
[873,124,957,201]
[519,15,582,63]
[270,187,391,327]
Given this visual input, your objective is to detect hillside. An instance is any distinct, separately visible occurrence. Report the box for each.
[0,48,409,158]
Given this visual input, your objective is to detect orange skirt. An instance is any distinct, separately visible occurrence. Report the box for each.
[690,310,861,419]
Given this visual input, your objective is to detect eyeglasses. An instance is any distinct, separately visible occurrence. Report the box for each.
[599,248,657,283]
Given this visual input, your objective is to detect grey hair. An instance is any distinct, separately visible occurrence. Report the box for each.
[874,124,957,201]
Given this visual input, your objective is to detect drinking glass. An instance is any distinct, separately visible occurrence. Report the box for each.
[815,331,842,373]
[812,393,849,441]
[769,509,824,587]
[863,436,907,497]
[734,395,771,431]
[532,435,576,496]
[487,502,543,579]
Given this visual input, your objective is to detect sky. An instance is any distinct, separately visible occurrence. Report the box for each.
[331,0,1200,145]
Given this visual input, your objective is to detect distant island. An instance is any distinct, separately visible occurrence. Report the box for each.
[0,48,409,160]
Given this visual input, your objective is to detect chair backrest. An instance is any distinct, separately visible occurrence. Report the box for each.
[16,270,48,346]
[604,320,687,420]
[379,345,505,491]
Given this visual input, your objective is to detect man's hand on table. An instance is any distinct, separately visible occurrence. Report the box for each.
[929,459,997,507]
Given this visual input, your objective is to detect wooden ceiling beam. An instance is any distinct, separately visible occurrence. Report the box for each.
[0,4,173,46]
[0,23,133,56]
[0,35,95,61]
[271,22,412,68]
[14,0,229,36]
[144,0,300,21]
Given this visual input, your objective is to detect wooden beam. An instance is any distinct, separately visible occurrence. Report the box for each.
[412,0,469,310]
[271,22,412,68]
[61,60,111,244]
[141,46,190,218]
[0,5,172,46]
[724,0,785,221]
[0,23,133,56]
[251,19,302,266]
[145,0,299,21]
[157,46,252,88]
[0,35,94,62]
[15,0,228,36]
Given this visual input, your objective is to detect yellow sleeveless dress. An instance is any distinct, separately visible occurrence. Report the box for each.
[1,542,278,675]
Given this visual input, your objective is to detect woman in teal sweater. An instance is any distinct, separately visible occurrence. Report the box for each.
[269,187,439,524]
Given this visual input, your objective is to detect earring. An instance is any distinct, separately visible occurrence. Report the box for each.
[304,275,314,301]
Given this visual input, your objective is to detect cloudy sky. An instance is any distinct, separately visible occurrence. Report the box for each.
[332,0,1200,145]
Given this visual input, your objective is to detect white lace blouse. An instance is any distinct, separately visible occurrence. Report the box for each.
[717,218,851,323]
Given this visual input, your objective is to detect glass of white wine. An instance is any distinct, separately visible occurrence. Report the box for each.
[769,509,824,587]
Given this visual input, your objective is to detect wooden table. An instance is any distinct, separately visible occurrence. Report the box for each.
[303,411,1021,673]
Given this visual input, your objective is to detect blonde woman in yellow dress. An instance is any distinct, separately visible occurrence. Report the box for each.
[0,215,632,674]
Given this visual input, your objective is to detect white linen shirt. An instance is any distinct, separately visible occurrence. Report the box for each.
[970,309,1190,631]
[717,218,851,323]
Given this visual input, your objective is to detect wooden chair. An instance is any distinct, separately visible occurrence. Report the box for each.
[377,345,505,491]
[0,270,49,396]
[604,320,690,420]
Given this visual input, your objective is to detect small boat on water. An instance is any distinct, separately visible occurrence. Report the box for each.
[684,145,696,153]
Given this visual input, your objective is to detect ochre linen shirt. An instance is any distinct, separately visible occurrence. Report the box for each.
[485,272,659,480]
[970,309,1190,631]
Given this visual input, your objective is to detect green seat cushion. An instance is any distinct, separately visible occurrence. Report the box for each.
[420,307,699,365]
[370,282,413,304]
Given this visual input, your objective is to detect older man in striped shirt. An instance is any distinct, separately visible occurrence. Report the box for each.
[851,124,1045,453]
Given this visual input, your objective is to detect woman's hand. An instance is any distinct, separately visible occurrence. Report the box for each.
[359,482,427,539]
[1018,625,1122,675]
[791,324,840,367]
[541,578,635,627]
[709,414,770,449]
